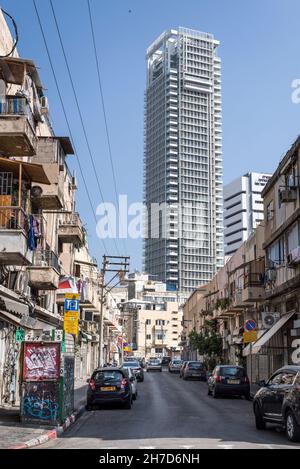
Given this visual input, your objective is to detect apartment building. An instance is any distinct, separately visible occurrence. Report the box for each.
[144,27,224,293]
[0,11,103,405]
[183,136,300,383]
[224,172,271,257]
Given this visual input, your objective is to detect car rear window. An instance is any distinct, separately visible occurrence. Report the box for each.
[92,371,123,382]
[188,362,204,369]
[220,367,245,378]
[150,359,160,364]
[173,360,182,364]
[124,362,139,367]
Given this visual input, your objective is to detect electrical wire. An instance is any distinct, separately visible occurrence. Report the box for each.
[48,0,121,256]
[0,8,19,58]
[87,0,128,256]
[32,0,108,255]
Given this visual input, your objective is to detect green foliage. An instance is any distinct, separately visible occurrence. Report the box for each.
[188,320,223,369]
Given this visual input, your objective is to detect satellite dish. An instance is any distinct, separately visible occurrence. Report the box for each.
[31,186,43,198]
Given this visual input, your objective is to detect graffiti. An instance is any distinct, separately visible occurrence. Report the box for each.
[22,382,59,423]
[63,356,75,418]
[23,343,60,381]
[0,321,19,405]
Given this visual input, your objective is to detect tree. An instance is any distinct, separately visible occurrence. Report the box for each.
[188,321,223,370]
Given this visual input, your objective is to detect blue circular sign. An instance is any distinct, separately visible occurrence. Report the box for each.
[245,320,257,331]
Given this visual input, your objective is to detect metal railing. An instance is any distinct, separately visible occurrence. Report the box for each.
[244,272,264,288]
[33,249,61,273]
[58,212,81,227]
[0,96,35,130]
[0,206,27,230]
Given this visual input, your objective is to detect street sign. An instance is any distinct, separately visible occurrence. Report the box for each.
[64,298,79,312]
[65,293,80,300]
[243,331,258,344]
[245,319,257,332]
[16,328,25,342]
[64,311,79,336]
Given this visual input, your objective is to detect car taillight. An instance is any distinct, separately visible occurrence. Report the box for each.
[215,375,222,383]
[89,379,96,391]
[121,378,128,388]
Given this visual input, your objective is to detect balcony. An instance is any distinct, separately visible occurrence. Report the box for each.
[0,96,37,156]
[0,207,33,265]
[31,165,64,210]
[28,250,61,290]
[243,272,265,302]
[58,212,83,245]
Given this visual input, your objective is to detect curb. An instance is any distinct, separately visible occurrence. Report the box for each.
[8,401,86,450]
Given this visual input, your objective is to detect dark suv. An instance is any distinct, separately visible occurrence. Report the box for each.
[253,366,300,442]
[86,368,133,410]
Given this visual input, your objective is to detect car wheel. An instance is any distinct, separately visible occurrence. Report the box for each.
[254,403,266,430]
[286,411,300,442]
[133,392,137,401]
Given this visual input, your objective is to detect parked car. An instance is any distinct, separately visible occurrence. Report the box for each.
[207,365,250,399]
[86,367,133,410]
[179,361,188,378]
[182,361,207,381]
[253,366,300,442]
[161,356,171,366]
[146,357,162,372]
[169,359,183,373]
[123,367,138,400]
[122,360,144,382]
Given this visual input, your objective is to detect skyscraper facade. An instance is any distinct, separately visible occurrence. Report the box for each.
[224,172,271,257]
[144,27,223,293]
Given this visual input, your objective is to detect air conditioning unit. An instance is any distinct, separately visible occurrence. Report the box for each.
[262,311,280,329]
[14,271,29,295]
[40,96,49,113]
[31,186,43,198]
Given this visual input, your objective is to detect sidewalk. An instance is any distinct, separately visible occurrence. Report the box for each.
[0,379,87,449]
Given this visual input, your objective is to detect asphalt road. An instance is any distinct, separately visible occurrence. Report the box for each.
[39,369,300,449]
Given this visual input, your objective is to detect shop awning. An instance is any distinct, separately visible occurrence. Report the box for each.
[243,312,295,356]
[0,157,50,184]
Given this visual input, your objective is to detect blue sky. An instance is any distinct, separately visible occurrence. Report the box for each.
[2,0,300,271]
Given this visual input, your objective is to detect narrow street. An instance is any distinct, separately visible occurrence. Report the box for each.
[39,370,299,450]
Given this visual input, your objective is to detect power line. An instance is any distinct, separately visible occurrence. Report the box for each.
[48,0,121,256]
[87,0,128,255]
[32,0,108,255]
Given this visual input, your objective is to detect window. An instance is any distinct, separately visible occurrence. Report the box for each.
[268,373,283,386]
[146,319,151,325]
[267,201,274,221]
[287,223,299,254]
[146,334,151,340]
[267,238,285,266]
[279,372,296,386]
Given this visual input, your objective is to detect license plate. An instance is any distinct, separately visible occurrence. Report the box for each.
[228,380,239,385]
[100,386,116,391]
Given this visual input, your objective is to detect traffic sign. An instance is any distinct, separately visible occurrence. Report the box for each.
[245,319,257,332]
[64,298,79,312]
[65,293,80,300]
[243,331,258,344]
[64,311,79,336]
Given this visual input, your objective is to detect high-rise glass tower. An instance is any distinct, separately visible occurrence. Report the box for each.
[143,27,223,293]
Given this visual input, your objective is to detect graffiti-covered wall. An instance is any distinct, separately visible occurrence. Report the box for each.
[23,343,60,381]
[21,381,60,425]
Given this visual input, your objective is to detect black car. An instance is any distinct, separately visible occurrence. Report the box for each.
[207,365,250,399]
[253,366,300,442]
[86,367,133,410]
[161,356,171,366]
[122,360,144,382]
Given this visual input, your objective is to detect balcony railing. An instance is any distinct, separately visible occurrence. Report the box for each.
[244,272,264,288]
[0,206,27,230]
[32,249,61,273]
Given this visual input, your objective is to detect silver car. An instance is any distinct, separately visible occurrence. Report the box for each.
[169,359,183,373]
[123,367,138,400]
[146,358,162,372]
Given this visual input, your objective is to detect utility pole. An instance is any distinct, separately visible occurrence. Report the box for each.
[98,255,130,368]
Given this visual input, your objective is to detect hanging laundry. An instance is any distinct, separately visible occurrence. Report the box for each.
[27,215,37,251]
